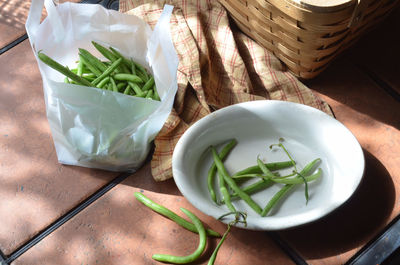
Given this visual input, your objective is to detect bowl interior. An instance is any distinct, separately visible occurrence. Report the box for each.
[172,100,364,230]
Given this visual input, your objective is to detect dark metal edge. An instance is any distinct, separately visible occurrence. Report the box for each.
[5,172,131,264]
[345,213,400,265]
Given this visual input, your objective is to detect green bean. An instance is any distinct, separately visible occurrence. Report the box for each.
[257,157,276,180]
[212,147,263,215]
[232,161,293,177]
[153,85,160,100]
[80,75,95,82]
[109,77,118,92]
[37,51,93,87]
[261,184,293,217]
[113,73,143,83]
[79,54,102,77]
[145,89,153,99]
[207,139,237,204]
[96,76,110,89]
[116,82,126,91]
[108,46,133,72]
[271,168,322,184]
[134,192,220,237]
[130,59,136,75]
[128,81,145,97]
[217,163,235,212]
[78,48,107,72]
[91,58,123,86]
[152,208,207,264]
[142,76,154,91]
[123,84,131,95]
[71,67,91,74]
[77,60,83,76]
[133,62,149,81]
[261,158,321,216]
[91,41,118,62]
[270,139,310,203]
[234,179,273,198]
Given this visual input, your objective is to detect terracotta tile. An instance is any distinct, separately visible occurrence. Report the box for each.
[279,55,400,264]
[0,40,119,255]
[11,170,295,265]
[0,0,30,48]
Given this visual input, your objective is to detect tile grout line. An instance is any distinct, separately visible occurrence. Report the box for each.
[356,64,400,103]
[0,250,8,265]
[268,232,309,265]
[0,34,28,56]
[4,172,131,264]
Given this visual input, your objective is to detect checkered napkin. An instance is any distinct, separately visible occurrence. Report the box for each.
[119,0,332,181]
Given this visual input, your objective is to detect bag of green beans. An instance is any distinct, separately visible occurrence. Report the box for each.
[26,0,178,171]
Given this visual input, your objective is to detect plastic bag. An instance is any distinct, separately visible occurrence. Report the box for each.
[25,0,179,172]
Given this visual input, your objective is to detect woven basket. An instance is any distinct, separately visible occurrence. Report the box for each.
[219,0,399,79]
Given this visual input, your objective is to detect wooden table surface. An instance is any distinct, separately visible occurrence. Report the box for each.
[0,1,399,264]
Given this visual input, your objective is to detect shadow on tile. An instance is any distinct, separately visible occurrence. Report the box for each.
[277,149,395,259]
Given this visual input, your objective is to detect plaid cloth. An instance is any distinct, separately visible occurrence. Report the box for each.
[119,0,332,181]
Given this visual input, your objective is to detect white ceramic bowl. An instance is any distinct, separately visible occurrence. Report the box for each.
[172,100,364,230]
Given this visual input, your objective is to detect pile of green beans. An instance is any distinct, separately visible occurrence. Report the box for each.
[208,138,322,216]
[37,41,159,100]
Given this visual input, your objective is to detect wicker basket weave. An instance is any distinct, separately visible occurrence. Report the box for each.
[219,0,399,79]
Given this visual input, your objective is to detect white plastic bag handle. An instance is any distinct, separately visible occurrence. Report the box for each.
[147,5,178,78]
[26,0,65,47]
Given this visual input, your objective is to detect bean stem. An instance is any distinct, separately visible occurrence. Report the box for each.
[208,212,247,265]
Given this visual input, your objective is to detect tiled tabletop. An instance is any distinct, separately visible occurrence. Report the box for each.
[1,0,399,264]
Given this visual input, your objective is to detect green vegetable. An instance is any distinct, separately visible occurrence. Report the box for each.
[78,48,107,72]
[207,212,247,265]
[39,42,159,100]
[91,57,123,86]
[232,161,293,177]
[142,76,155,91]
[91,41,118,62]
[113,73,143,83]
[261,158,321,216]
[207,139,237,204]
[212,147,263,215]
[152,208,207,264]
[37,51,92,87]
[128,81,145,97]
[96,76,110,89]
[79,54,102,76]
[134,192,220,237]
